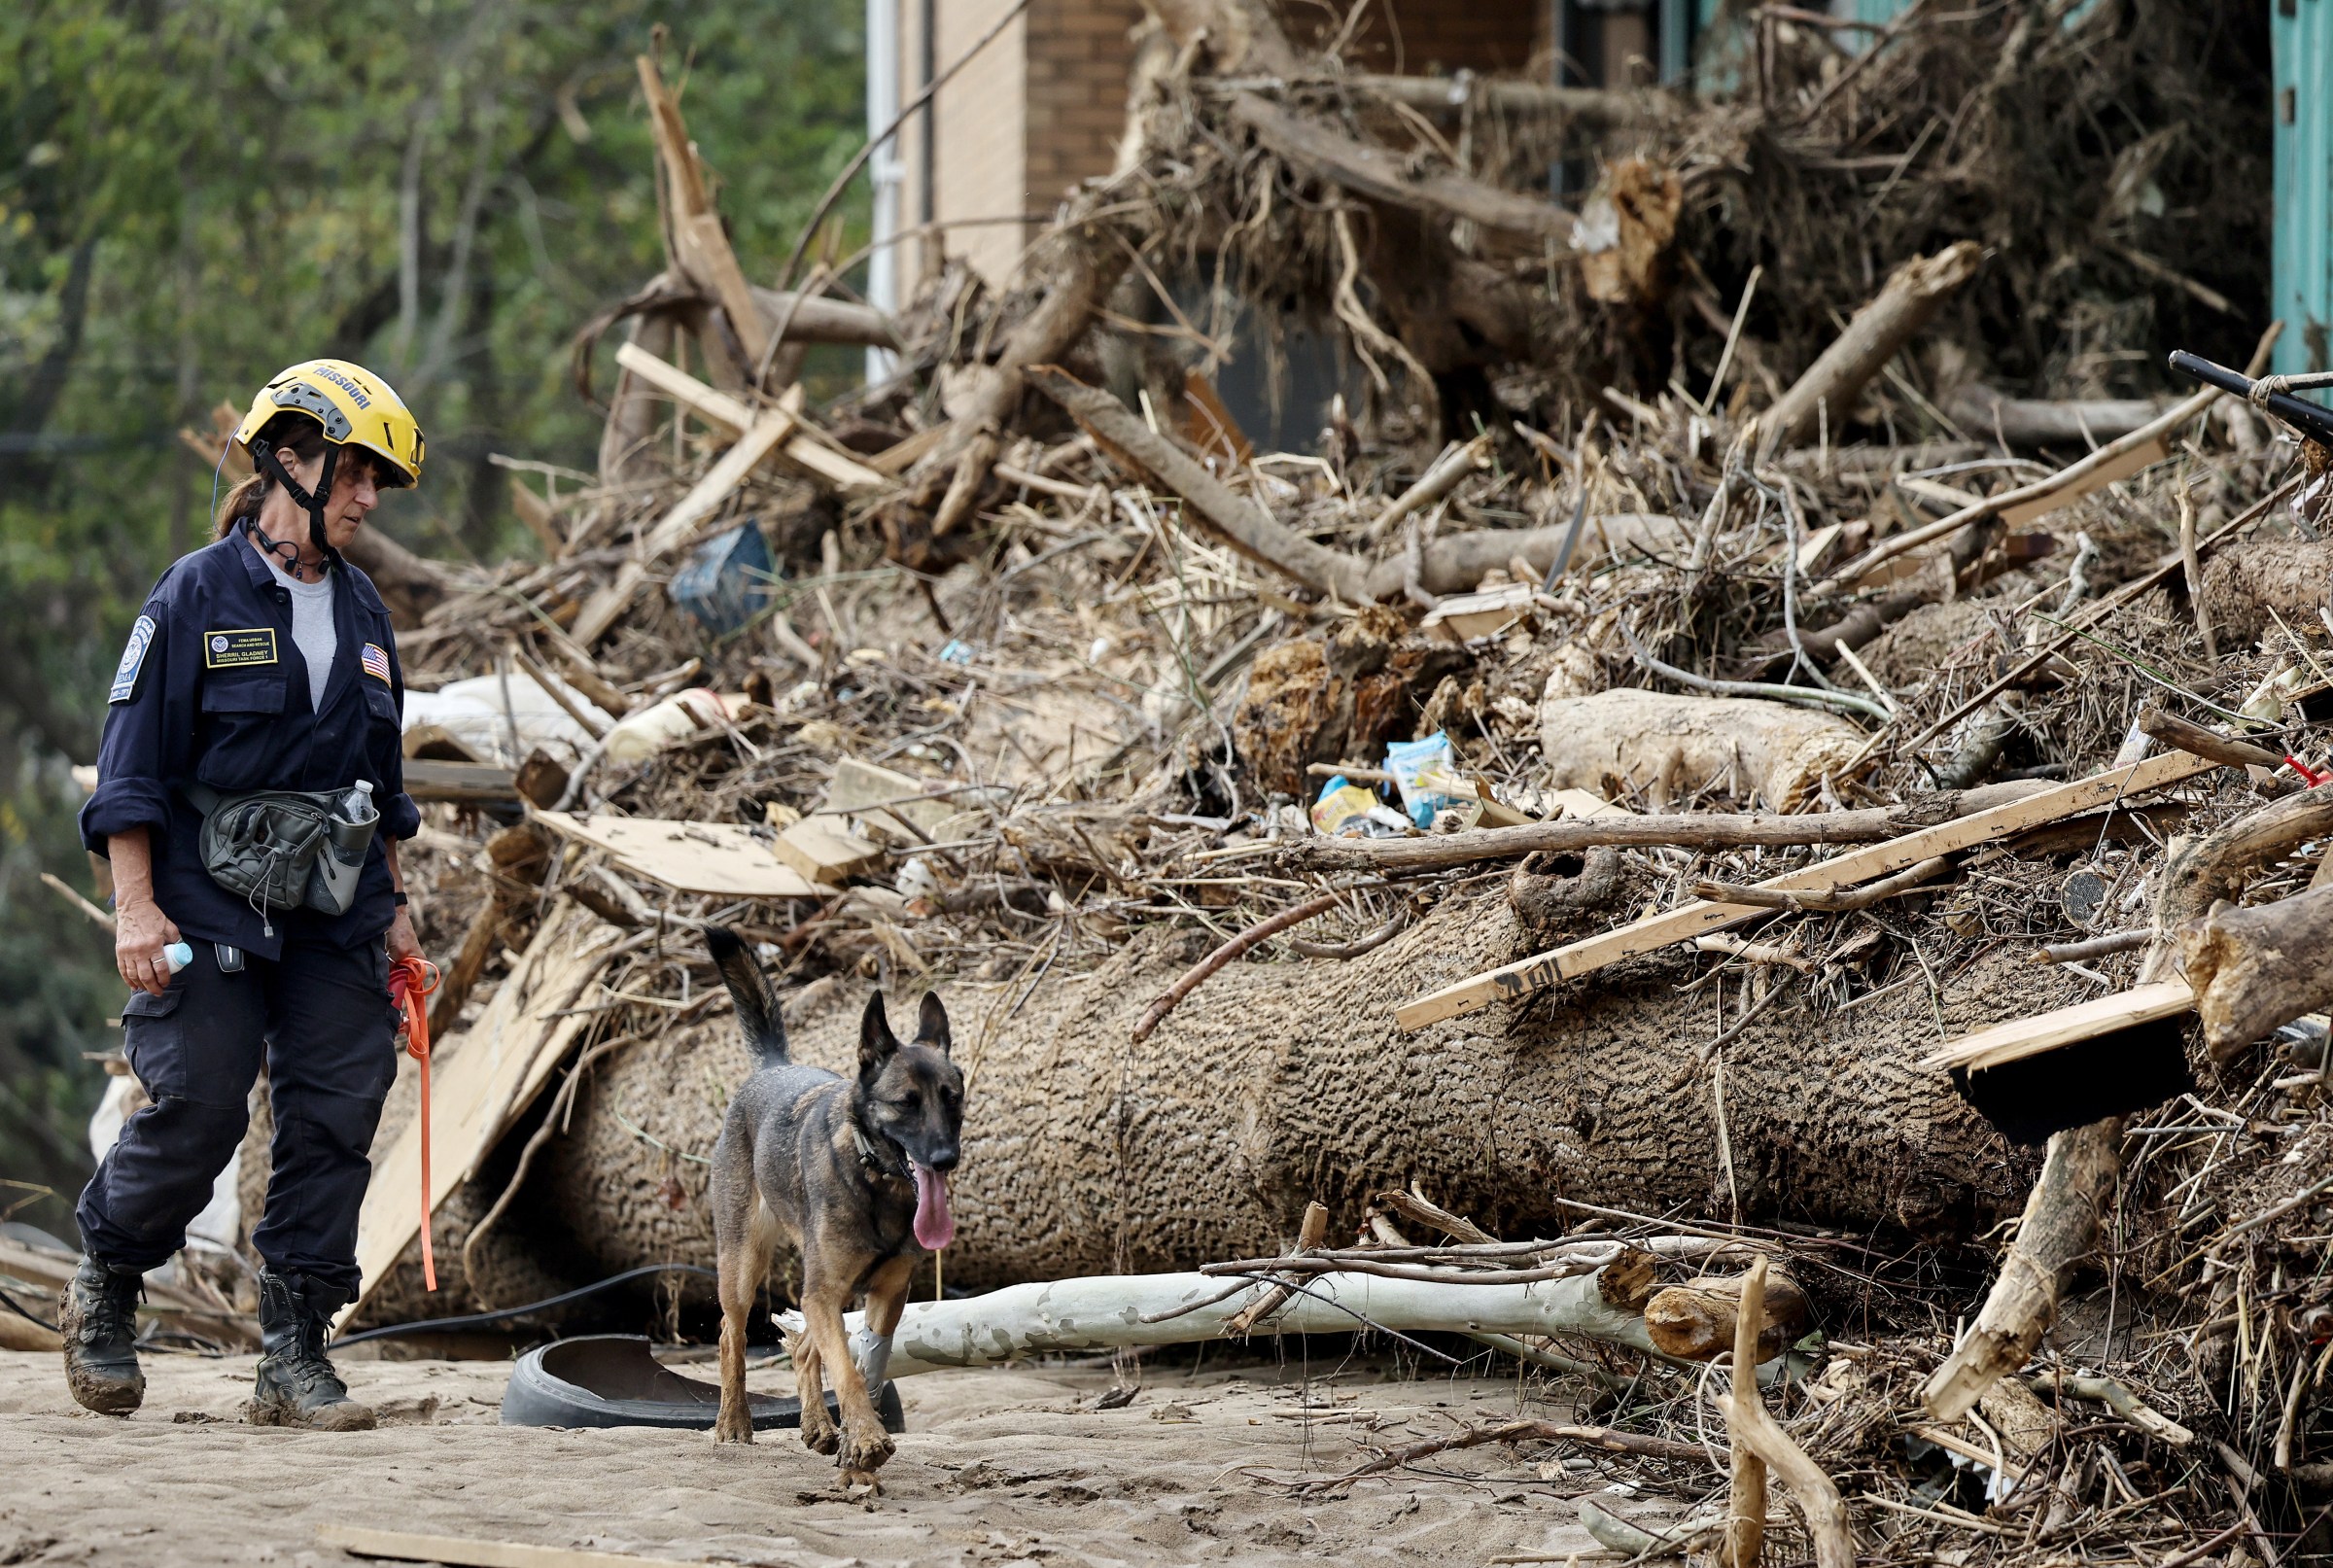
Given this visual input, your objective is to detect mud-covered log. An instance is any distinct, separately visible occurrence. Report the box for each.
[1540,690,1866,812]
[521,887,2039,1303]
[2198,538,2333,651]
[2180,887,2333,1060]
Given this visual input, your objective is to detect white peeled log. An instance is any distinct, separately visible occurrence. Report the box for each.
[780,1269,1655,1379]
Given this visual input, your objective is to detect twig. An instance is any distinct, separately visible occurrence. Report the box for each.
[2030,929,2149,965]
[1287,909,1411,959]
[1131,891,1342,1042]
[1724,1257,1853,1568]
[1689,854,1951,914]
[1621,618,1894,722]
[1289,1419,1715,1495]
[40,872,114,933]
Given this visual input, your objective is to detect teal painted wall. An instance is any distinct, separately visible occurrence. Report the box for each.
[2273,0,2333,373]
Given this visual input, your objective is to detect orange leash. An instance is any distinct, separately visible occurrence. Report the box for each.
[388,956,441,1292]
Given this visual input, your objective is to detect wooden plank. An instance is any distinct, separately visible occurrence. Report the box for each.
[321,1523,705,1568]
[818,757,986,845]
[1999,435,2169,527]
[1544,787,1634,821]
[1921,982,2194,1073]
[612,341,888,493]
[774,818,885,886]
[402,758,520,803]
[533,811,820,899]
[340,906,621,1331]
[1395,751,2220,1031]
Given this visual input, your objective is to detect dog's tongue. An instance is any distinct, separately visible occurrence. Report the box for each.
[911,1164,955,1251]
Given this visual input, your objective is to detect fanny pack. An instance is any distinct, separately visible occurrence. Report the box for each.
[179,781,379,931]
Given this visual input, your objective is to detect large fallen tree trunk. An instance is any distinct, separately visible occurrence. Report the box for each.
[509,886,2041,1306]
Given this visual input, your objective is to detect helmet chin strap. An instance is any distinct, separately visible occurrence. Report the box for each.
[248,440,341,578]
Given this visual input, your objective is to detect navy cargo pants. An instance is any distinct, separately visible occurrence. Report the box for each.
[77,936,400,1300]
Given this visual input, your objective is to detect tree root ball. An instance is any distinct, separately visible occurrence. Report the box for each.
[523,889,2036,1300]
[2200,538,2333,651]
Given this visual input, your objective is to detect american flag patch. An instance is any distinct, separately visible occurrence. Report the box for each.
[360,643,392,684]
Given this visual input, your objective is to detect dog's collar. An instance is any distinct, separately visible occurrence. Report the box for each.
[852,1122,913,1181]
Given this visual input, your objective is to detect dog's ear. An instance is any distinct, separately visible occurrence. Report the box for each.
[916,991,952,1056]
[858,991,901,1080]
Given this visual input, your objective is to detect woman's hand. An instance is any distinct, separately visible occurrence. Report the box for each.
[116,897,182,997]
[387,906,425,969]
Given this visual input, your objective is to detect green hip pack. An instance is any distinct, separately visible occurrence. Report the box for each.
[179,781,379,929]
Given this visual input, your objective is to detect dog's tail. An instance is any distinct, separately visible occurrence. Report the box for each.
[706,925,788,1066]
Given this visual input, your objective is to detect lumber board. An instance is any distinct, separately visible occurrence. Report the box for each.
[612,341,887,492]
[819,756,988,844]
[774,817,885,886]
[533,811,819,898]
[320,1523,705,1567]
[1921,981,2195,1073]
[339,907,621,1331]
[402,758,520,803]
[1395,750,2220,1031]
[1999,435,2169,528]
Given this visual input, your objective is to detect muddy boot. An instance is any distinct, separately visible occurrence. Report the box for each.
[57,1258,146,1415]
[250,1271,374,1431]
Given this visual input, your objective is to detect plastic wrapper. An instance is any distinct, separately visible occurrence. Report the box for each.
[1384,733,1472,828]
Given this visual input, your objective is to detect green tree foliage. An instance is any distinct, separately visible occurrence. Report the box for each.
[0,0,868,1234]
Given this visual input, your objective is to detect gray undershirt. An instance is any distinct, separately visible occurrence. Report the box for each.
[258,550,337,712]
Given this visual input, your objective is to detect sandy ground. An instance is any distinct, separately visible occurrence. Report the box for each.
[0,1346,1667,1566]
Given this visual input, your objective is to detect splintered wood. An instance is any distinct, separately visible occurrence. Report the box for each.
[531,811,820,899]
[1397,751,2220,1029]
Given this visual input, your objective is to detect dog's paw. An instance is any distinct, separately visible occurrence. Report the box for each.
[713,1405,755,1446]
[839,1423,895,1476]
[799,1413,841,1456]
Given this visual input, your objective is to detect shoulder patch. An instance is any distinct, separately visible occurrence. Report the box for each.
[203,628,278,670]
[109,615,157,705]
[360,643,392,684]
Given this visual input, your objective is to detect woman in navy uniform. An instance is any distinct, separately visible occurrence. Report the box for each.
[64,361,431,1428]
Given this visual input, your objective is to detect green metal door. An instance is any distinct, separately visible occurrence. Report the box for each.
[2273,0,2333,372]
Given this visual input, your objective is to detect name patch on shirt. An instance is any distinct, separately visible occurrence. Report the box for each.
[203,628,278,670]
[360,644,392,684]
[109,615,157,704]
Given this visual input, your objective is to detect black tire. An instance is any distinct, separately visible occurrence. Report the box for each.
[498,1335,904,1433]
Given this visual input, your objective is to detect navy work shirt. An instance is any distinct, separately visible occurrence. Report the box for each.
[80,526,422,960]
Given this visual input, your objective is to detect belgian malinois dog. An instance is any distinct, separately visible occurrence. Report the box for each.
[704,927,963,1487]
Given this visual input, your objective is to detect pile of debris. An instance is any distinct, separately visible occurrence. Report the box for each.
[151,4,2333,1559]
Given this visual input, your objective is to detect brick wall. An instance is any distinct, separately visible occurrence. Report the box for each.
[1026,0,1146,213]
[1322,0,1550,75]
[913,0,1545,287]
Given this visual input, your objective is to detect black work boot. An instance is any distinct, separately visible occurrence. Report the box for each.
[250,1271,374,1431]
[57,1257,146,1415]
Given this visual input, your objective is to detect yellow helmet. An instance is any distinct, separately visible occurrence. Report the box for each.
[232,359,425,488]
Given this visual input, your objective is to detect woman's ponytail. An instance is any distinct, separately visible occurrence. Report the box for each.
[211,412,330,540]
